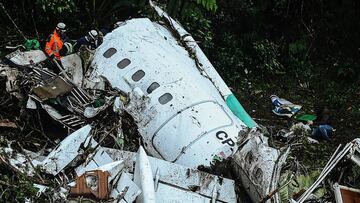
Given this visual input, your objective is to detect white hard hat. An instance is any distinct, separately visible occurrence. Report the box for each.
[56,22,66,32]
[88,30,98,40]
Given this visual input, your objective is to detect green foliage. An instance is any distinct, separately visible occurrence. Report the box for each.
[252,39,283,73]
[195,0,217,12]
[350,167,360,188]
[288,39,307,57]
[321,81,348,108]
[80,0,147,26]
[36,0,76,15]
[0,173,38,202]
[182,8,214,51]
[166,0,217,18]
[279,170,326,202]
[210,33,248,84]
[336,61,357,80]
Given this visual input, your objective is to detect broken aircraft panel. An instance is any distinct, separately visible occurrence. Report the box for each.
[37,124,237,202]
[32,76,73,101]
[133,146,156,203]
[5,49,47,66]
[69,170,111,200]
[104,147,237,202]
[41,125,92,175]
[333,183,360,203]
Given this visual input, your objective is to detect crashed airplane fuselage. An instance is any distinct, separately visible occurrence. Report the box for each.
[89,18,248,168]
[88,14,285,202]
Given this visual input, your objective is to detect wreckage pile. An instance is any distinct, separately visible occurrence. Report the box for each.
[1,124,237,202]
[0,38,242,202]
[1,4,360,202]
[0,48,140,149]
[0,49,236,202]
[1,45,359,203]
[0,47,143,201]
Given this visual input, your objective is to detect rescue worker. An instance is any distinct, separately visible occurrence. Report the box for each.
[45,22,68,60]
[73,30,99,52]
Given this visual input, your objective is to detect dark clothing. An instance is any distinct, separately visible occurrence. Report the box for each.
[61,33,70,43]
[100,28,110,36]
[98,28,110,46]
[311,124,333,141]
[59,43,70,56]
[314,105,332,126]
[73,36,97,52]
[311,105,333,141]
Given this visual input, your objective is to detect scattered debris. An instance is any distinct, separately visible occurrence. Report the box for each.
[70,170,110,200]
[41,125,92,175]
[279,170,326,202]
[294,114,317,122]
[32,76,73,101]
[273,122,311,143]
[294,139,360,203]
[6,49,46,66]
[270,95,302,117]
[33,184,48,197]
[26,97,37,109]
[0,119,17,128]
[232,129,290,202]
[333,183,360,203]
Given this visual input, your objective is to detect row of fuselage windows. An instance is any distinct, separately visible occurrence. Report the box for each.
[103,48,173,105]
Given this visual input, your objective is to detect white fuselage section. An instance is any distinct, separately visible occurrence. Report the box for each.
[90,18,247,168]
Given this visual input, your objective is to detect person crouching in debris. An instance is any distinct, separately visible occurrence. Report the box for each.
[310,105,334,141]
[45,22,69,60]
[73,30,99,52]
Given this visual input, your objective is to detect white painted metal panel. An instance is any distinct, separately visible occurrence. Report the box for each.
[110,172,141,202]
[103,147,237,202]
[134,146,156,203]
[6,50,47,66]
[155,183,210,203]
[75,147,117,177]
[153,101,232,161]
[41,125,92,175]
[232,131,285,203]
[60,54,83,86]
[174,124,240,167]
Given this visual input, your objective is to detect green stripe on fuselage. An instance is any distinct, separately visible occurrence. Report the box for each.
[226,94,257,128]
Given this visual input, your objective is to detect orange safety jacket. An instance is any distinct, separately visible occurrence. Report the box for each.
[45,30,64,59]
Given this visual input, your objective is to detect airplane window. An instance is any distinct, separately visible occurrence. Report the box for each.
[117,58,131,69]
[103,48,117,58]
[147,82,160,94]
[132,70,145,82]
[158,93,173,104]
